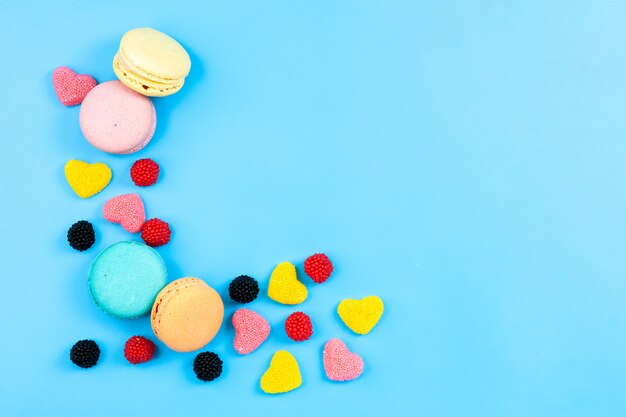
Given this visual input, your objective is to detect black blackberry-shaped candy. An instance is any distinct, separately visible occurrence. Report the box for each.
[70,339,100,368]
[67,220,96,251]
[228,275,259,303]
[193,351,223,381]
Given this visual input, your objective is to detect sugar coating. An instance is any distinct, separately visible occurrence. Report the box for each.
[267,262,307,305]
[103,194,146,233]
[323,338,364,381]
[52,66,97,106]
[260,350,302,394]
[337,296,384,335]
[232,308,270,354]
[64,160,112,199]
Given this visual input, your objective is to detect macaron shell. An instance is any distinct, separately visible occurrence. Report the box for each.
[118,28,191,82]
[89,241,167,319]
[79,80,156,154]
[151,278,224,352]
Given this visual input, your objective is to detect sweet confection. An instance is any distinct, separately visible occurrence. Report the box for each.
[56,29,386,388]
[228,275,259,304]
[70,339,100,369]
[103,194,146,233]
[323,338,364,381]
[124,335,156,364]
[52,66,97,106]
[284,312,313,342]
[260,350,302,394]
[64,159,112,199]
[141,218,171,247]
[232,308,270,354]
[79,80,156,154]
[67,220,96,251]
[303,253,334,283]
[88,241,167,319]
[113,28,191,97]
[151,278,224,352]
[337,296,384,335]
[267,262,307,305]
[130,158,160,186]
[193,351,223,381]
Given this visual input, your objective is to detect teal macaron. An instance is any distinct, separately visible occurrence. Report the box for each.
[88,241,167,319]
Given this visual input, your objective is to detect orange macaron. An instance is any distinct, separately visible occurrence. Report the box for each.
[151,277,224,352]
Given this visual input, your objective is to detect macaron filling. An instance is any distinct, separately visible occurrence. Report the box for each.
[116,49,185,84]
[114,54,184,90]
[113,58,183,96]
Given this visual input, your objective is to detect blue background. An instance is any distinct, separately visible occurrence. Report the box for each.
[1,0,625,415]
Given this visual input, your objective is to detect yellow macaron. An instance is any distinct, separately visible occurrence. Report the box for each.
[113,28,191,97]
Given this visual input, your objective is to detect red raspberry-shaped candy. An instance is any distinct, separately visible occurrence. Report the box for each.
[124,335,156,364]
[304,253,334,283]
[130,158,160,186]
[284,312,313,342]
[141,218,171,247]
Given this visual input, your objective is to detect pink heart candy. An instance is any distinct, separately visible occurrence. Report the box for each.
[52,66,97,106]
[233,308,270,354]
[323,338,364,381]
[103,194,146,233]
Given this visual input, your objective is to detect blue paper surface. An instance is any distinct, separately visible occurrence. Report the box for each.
[1,1,625,416]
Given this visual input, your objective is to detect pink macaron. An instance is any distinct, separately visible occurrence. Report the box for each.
[79,80,156,154]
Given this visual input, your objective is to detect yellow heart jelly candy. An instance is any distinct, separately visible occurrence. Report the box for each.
[260,350,302,394]
[337,296,384,335]
[64,160,112,198]
[268,262,307,305]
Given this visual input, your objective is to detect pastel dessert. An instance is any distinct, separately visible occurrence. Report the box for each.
[260,350,302,394]
[323,338,364,381]
[337,296,384,335]
[52,66,97,106]
[89,241,167,319]
[151,278,224,352]
[103,194,146,233]
[113,28,191,96]
[64,159,112,198]
[79,80,156,154]
[267,262,308,305]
